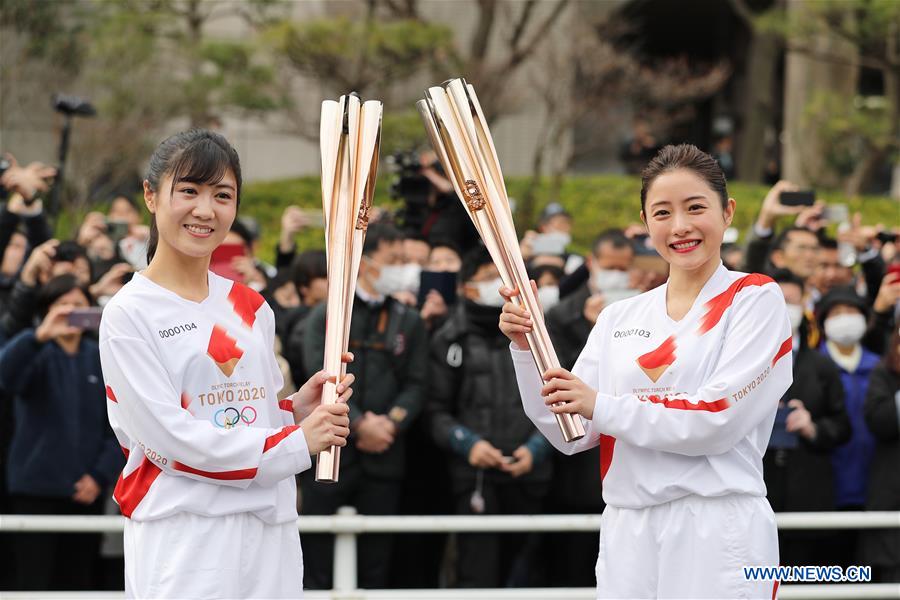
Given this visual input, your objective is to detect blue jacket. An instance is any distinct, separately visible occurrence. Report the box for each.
[0,330,123,497]
[821,344,879,507]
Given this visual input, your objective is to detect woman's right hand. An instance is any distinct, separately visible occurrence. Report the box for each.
[498,281,538,350]
[300,402,351,455]
[35,304,80,343]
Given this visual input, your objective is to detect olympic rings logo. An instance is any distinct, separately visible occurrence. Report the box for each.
[213,406,257,429]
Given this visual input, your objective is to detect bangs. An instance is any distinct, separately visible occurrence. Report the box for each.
[168,138,234,192]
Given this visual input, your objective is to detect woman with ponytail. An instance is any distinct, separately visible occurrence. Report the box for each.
[100,129,353,598]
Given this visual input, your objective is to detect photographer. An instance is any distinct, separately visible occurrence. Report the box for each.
[392,149,478,254]
[0,154,55,305]
[1,274,122,591]
[0,239,92,342]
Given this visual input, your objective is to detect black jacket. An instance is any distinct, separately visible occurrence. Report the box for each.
[544,282,604,510]
[303,295,427,480]
[427,301,552,485]
[861,362,900,568]
[1,330,123,496]
[763,347,851,513]
[545,282,593,371]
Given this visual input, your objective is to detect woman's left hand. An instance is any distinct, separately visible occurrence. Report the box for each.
[541,367,597,420]
[292,353,354,424]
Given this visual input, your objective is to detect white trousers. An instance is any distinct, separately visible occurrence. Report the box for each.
[124,512,303,599]
[595,494,779,599]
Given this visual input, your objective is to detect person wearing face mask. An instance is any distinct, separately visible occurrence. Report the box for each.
[816,286,880,568]
[300,223,428,590]
[764,271,851,568]
[531,229,632,588]
[527,262,565,312]
[426,246,552,587]
[545,229,635,370]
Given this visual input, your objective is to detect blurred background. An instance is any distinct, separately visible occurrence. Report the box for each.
[1,0,899,596]
[1,0,897,255]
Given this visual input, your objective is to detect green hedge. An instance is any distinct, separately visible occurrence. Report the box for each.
[242,175,898,262]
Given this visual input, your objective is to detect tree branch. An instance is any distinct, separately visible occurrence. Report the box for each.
[509,0,536,51]
[786,42,889,71]
[469,0,497,65]
[502,0,569,72]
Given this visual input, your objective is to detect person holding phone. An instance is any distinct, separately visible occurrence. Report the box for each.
[0,274,123,591]
[98,129,354,598]
[427,246,552,587]
[500,144,792,597]
[742,180,823,276]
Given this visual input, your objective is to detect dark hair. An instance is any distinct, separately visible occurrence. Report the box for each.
[109,193,141,213]
[592,228,632,257]
[229,218,254,249]
[362,223,403,257]
[290,249,327,291]
[772,226,818,253]
[815,285,870,326]
[817,236,838,251]
[54,240,89,265]
[640,144,728,212]
[770,268,805,292]
[429,238,462,259]
[527,263,564,284]
[460,245,495,284]
[145,129,242,262]
[36,274,93,318]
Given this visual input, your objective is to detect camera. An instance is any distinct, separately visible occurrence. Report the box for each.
[52,94,96,117]
[388,149,431,231]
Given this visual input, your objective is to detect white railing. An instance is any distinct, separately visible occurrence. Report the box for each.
[2,509,899,600]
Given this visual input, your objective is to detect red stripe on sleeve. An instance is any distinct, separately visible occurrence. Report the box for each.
[772,579,779,600]
[646,394,730,412]
[227,282,265,329]
[772,336,792,367]
[114,457,161,518]
[599,434,616,481]
[106,385,118,403]
[278,399,293,412]
[699,273,773,334]
[171,461,258,481]
[263,425,300,453]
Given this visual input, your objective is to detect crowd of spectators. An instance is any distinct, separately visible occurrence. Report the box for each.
[0,149,897,590]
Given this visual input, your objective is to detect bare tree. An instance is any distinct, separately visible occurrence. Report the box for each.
[519,12,730,224]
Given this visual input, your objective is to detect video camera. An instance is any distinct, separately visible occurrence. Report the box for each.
[388,149,433,232]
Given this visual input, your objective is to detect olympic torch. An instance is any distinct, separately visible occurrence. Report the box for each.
[317,93,383,482]
[417,79,584,443]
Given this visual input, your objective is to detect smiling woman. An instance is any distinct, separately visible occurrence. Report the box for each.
[499,144,793,598]
[98,129,355,598]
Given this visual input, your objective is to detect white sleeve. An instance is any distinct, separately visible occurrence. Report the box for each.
[260,303,296,426]
[511,312,610,455]
[100,311,311,488]
[591,286,793,456]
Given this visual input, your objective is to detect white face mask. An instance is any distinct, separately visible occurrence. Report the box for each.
[824,313,866,346]
[474,277,505,307]
[591,268,630,292]
[537,285,560,310]
[372,263,407,296]
[786,304,804,332]
[399,263,421,294]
